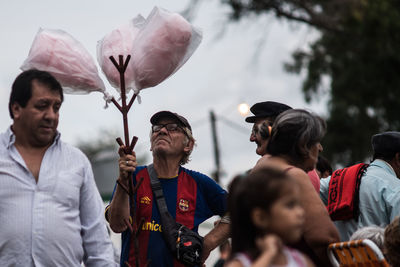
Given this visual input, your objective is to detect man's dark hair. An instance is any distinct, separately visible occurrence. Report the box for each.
[8,69,64,119]
[316,155,333,176]
[371,132,400,161]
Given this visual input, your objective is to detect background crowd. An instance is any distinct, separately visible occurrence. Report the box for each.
[1,71,400,266]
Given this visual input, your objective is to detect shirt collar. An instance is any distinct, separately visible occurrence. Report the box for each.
[6,126,61,149]
[372,159,396,176]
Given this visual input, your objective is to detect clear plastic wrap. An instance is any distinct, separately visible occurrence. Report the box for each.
[131,6,203,91]
[21,28,105,94]
[97,15,145,94]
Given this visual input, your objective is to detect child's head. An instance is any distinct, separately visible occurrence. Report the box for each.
[228,168,304,256]
[384,216,400,267]
[349,225,385,250]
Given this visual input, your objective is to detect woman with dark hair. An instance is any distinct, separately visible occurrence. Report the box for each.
[252,109,340,267]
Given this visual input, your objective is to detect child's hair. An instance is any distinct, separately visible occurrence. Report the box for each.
[228,167,294,259]
[384,217,400,266]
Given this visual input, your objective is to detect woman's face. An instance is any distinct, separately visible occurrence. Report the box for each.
[303,142,323,172]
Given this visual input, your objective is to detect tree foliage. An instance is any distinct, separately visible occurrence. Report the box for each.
[222,0,400,166]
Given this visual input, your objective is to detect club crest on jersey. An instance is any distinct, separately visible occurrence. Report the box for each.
[179,199,189,211]
[140,196,151,205]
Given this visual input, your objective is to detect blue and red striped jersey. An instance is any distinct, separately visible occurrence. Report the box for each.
[115,166,227,267]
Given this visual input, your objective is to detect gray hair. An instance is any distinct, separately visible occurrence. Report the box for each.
[267,109,326,165]
[180,127,196,165]
[350,226,385,250]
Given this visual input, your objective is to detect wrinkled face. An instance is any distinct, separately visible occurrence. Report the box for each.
[267,184,305,244]
[303,142,323,172]
[250,118,270,156]
[12,80,62,148]
[150,118,192,160]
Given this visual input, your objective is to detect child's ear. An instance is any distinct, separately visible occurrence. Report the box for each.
[251,208,269,228]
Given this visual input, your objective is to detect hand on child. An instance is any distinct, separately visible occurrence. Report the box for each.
[256,234,282,259]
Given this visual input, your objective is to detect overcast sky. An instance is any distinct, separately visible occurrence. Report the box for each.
[0,0,328,187]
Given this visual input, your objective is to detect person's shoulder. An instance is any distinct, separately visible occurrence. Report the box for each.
[60,141,88,159]
[0,128,13,150]
[364,160,400,185]
[285,166,308,178]
[181,166,212,180]
[180,166,226,190]
[0,132,7,150]
[253,154,271,168]
[134,165,148,175]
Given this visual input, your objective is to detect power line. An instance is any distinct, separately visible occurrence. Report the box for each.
[216,115,249,135]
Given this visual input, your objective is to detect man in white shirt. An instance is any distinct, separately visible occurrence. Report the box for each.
[320,131,400,241]
[0,69,116,266]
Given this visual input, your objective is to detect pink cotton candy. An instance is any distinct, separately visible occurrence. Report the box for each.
[132,7,196,90]
[21,28,105,94]
[97,16,145,94]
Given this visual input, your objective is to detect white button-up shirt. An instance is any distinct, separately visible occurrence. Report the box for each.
[0,127,117,266]
[320,159,400,241]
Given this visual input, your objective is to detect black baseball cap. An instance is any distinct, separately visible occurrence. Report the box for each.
[245,101,292,123]
[150,111,192,133]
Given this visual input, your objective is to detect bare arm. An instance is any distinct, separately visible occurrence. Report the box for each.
[201,219,230,263]
[289,168,339,266]
[108,146,137,233]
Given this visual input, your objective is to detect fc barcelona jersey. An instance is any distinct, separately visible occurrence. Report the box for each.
[114,166,227,267]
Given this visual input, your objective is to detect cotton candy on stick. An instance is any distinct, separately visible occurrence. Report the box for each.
[21,28,106,95]
[132,7,202,91]
[97,15,145,94]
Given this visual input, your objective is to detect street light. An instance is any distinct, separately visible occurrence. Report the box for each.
[238,102,250,116]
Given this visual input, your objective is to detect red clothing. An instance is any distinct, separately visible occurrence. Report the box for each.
[307,169,320,192]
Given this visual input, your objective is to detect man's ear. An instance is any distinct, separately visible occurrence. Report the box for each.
[251,207,269,229]
[183,139,194,154]
[11,103,22,119]
[392,152,400,178]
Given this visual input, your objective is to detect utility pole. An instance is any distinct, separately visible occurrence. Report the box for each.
[210,110,221,184]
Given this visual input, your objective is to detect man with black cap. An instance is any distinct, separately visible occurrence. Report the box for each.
[320,131,400,241]
[245,101,292,156]
[107,111,229,267]
[245,101,322,192]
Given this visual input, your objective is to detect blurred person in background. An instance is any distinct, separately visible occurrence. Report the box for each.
[213,239,231,267]
[316,155,333,179]
[245,101,321,192]
[349,225,385,250]
[226,168,314,267]
[252,109,340,266]
[383,216,400,267]
[320,132,400,241]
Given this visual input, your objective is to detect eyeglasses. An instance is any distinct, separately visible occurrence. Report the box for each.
[152,123,183,133]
